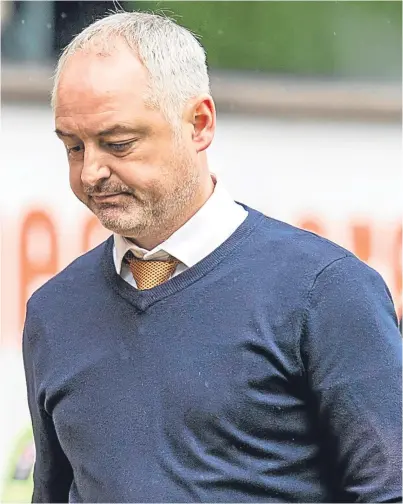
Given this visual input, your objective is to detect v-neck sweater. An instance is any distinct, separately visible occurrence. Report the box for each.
[23,206,402,503]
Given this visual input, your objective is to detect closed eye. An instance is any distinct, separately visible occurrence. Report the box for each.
[66,144,83,156]
[65,140,136,158]
[106,141,135,152]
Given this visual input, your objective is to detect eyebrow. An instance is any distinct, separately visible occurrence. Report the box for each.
[54,125,150,138]
[55,129,76,138]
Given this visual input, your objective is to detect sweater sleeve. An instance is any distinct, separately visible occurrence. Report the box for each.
[23,304,73,503]
[301,256,402,503]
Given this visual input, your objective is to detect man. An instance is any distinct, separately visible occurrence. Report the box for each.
[23,11,402,503]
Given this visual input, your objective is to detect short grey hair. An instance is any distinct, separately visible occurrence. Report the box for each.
[51,11,211,127]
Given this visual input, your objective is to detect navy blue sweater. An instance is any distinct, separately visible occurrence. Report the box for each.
[23,207,402,503]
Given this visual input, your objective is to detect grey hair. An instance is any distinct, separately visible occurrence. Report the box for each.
[51,11,211,127]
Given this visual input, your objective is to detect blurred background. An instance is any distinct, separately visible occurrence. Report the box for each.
[1,1,402,501]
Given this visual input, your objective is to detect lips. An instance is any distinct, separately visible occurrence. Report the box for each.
[91,193,126,203]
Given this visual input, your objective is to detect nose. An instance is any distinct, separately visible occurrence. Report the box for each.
[81,147,111,187]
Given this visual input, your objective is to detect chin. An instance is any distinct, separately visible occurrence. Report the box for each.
[96,212,145,237]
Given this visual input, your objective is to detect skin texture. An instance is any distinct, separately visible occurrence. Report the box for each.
[54,39,216,250]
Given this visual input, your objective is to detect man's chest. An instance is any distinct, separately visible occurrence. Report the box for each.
[45,301,308,465]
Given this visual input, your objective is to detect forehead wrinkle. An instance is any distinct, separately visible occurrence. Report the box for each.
[55,111,113,138]
[56,109,122,119]
[55,114,152,140]
[55,86,150,119]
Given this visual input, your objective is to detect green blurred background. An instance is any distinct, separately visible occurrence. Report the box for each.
[129,1,401,80]
[2,1,402,81]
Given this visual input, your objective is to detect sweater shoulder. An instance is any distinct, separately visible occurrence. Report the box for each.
[254,212,356,273]
[27,237,111,311]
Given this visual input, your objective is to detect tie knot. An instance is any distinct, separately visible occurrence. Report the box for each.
[126,254,180,290]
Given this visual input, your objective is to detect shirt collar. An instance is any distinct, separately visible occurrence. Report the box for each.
[113,176,245,273]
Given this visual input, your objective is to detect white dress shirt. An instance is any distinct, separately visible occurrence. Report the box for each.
[113,177,248,288]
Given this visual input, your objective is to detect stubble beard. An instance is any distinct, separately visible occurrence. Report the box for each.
[90,156,201,241]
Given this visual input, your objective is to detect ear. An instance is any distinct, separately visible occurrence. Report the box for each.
[185,95,216,153]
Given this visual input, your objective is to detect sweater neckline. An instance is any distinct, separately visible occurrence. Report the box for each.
[101,204,264,311]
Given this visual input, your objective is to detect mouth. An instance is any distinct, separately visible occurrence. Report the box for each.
[91,193,130,204]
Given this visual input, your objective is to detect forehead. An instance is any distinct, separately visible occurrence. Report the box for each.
[54,46,151,125]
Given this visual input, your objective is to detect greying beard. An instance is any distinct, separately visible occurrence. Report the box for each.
[96,161,200,239]
[132,166,200,236]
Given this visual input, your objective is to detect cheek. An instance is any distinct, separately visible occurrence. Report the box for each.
[69,165,83,195]
[113,159,162,189]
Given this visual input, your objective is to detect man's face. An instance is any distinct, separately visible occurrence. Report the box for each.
[54,43,209,242]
